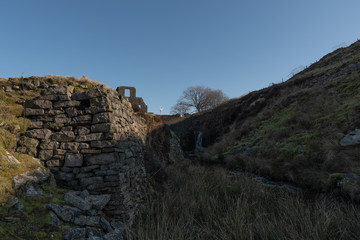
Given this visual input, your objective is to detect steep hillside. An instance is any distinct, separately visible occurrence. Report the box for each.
[170,40,360,198]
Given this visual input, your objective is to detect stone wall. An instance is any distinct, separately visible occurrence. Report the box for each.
[17,85,147,224]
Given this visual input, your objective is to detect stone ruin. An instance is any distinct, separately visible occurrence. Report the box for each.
[116,86,148,112]
[17,85,147,224]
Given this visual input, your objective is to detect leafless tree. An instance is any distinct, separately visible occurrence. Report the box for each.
[171,86,228,114]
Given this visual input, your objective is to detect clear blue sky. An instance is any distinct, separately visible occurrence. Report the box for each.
[1,0,359,114]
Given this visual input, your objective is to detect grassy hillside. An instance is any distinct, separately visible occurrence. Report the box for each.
[170,40,360,198]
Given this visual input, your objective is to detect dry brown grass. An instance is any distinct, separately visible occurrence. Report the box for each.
[126,162,360,240]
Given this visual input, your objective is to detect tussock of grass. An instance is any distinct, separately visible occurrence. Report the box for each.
[126,162,360,240]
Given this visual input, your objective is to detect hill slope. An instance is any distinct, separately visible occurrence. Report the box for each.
[170,40,360,197]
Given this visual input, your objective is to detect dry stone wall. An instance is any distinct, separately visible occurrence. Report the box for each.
[17,85,147,224]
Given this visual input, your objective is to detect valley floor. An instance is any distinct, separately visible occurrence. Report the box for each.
[126,161,360,240]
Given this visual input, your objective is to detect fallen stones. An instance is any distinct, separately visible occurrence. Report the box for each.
[64,191,92,211]
[49,190,124,240]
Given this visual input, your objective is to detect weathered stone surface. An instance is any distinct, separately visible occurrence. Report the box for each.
[18,136,39,155]
[65,107,79,117]
[72,89,103,100]
[100,217,113,233]
[90,140,117,148]
[39,150,53,160]
[80,177,103,187]
[55,117,71,124]
[54,149,67,155]
[80,149,101,154]
[39,140,59,150]
[60,142,80,151]
[77,126,91,136]
[92,112,113,124]
[47,160,62,167]
[52,131,76,142]
[28,121,43,129]
[25,184,43,196]
[49,211,62,226]
[63,227,86,240]
[104,228,124,240]
[85,194,111,210]
[56,171,74,181]
[64,191,92,211]
[47,203,81,222]
[25,99,52,109]
[64,153,83,167]
[26,129,52,139]
[25,108,45,116]
[47,86,71,95]
[85,153,119,165]
[91,123,117,133]
[53,100,81,108]
[340,129,360,146]
[73,115,92,123]
[76,133,103,142]
[82,165,100,172]
[74,215,100,227]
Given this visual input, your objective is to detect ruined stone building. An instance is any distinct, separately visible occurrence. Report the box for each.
[116,86,148,112]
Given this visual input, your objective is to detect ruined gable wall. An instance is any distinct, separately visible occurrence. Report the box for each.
[18,85,147,224]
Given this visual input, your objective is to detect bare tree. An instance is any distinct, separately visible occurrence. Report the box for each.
[171,86,228,114]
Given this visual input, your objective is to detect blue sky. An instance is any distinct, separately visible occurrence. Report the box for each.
[1,0,359,114]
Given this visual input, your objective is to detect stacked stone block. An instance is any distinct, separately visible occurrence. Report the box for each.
[18,85,147,224]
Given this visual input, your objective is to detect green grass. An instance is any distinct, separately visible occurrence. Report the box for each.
[126,162,360,240]
[0,186,66,240]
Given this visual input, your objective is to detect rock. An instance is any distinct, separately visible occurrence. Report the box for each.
[73,215,100,227]
[64,153,83,167]
[91,123,117,133]
[47,86,71,95]
[77,126,91,136]
[49,211,63,226]
[340,129,360,146]
[63,227,86,240]
[76,133,103,142]
[2,151,20,164]
[52,131,76,142]
[25,99,52,109]
[92,112,114,124]
[64,191,92,211]
[72,89,103,100]
[80,177,103,187]
[110,220,125,231]
[25,184,43,196]
[104,228,124,240]
[39,140,59,150]
[47,203,81,222]
[85,153,119,165]
[26,129,52,139]
[60,142,80,151]
[86,227,102,239]
[39,150,53,161]
[56,172,74,181]
[85,194,111,210]
[12,167,51,190]
[53,100,81,109]
[100,217,113,233]
[25,108,45,116]
[29,121,43,129]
